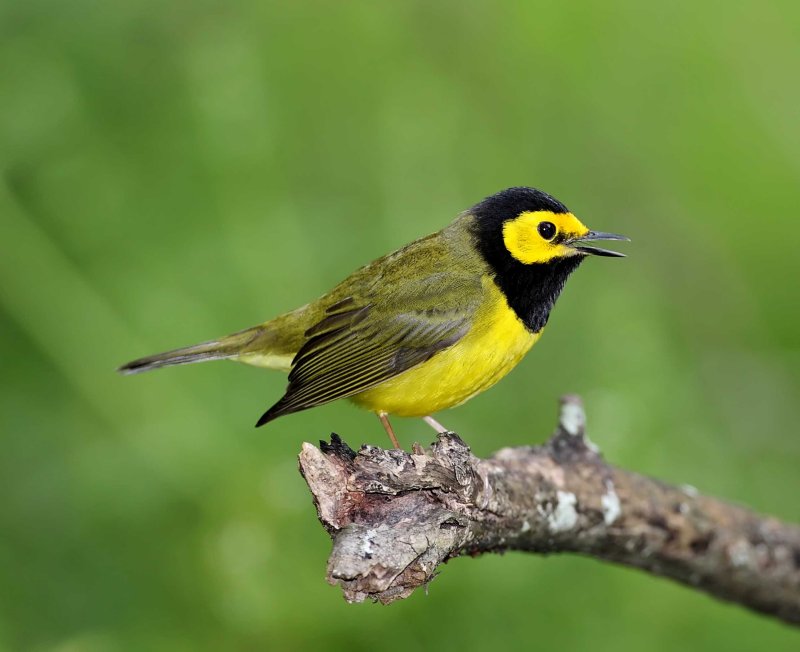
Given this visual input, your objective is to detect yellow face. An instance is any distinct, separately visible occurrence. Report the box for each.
[502,210,591,264]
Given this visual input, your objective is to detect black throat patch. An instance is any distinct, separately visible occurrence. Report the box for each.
[486,255,584,332]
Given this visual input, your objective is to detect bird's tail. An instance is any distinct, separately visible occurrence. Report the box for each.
[118,305,313,375]
[117,326,264,375]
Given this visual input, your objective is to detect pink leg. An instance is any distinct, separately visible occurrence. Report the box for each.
[378,412,401,449]
[423,415,449,434]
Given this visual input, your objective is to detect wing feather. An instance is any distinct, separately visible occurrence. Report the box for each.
[255,235,485,426]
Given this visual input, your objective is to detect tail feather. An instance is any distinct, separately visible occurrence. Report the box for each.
[119,305,315,376]
[118,323,272,375]
[118,339,239,375]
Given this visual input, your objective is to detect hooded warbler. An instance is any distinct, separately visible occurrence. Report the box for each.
[119,187,627,447]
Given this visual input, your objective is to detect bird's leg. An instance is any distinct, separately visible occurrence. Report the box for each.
[422,415,450,434]
[378,412,401,449]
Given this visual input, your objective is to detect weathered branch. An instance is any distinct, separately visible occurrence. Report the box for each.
[298,395,800,626]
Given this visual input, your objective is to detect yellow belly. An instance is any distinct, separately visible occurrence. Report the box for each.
[351,287,541,417]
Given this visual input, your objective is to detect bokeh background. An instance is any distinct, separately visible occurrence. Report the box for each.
[2,1,799,650]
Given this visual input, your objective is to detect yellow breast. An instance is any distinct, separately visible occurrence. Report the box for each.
[351,279,541,417]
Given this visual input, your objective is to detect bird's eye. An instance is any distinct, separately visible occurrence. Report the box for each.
[537,221,557,241]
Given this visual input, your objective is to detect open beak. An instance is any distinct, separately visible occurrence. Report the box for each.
[570,231,629,257]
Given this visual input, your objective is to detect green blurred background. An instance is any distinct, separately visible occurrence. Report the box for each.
[2,0,799,650]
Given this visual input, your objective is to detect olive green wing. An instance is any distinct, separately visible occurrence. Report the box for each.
[255,269,483,426]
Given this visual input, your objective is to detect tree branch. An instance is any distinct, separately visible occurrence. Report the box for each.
[297,395,800,626]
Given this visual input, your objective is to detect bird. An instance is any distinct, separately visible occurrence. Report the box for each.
[119,186,627,448]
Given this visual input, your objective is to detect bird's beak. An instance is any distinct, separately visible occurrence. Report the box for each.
[569,231,629,257]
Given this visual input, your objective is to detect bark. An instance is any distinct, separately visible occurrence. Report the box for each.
[297,395,800,626]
